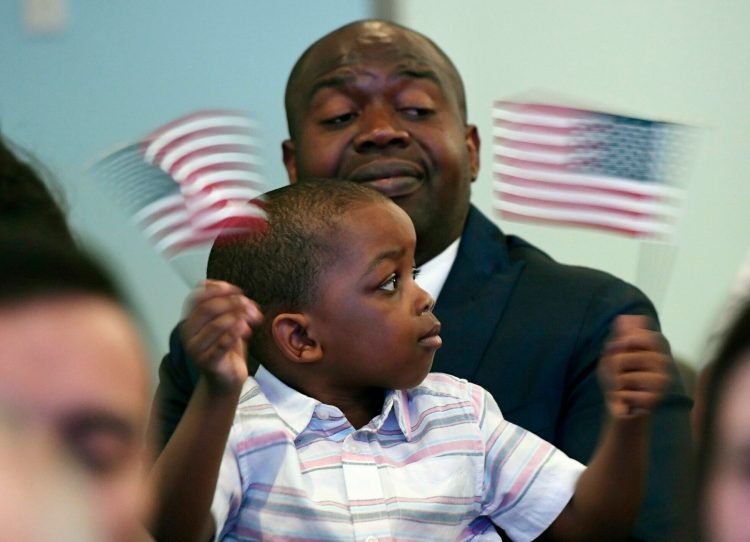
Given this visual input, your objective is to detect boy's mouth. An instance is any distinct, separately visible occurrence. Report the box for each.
[418,322,442,349]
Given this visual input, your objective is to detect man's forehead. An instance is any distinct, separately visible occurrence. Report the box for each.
[298,24,453,89]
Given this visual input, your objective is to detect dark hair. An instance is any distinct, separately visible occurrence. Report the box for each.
[0,136,76,246]
[284,19,468,138]
[696,297,750,539]
[0,230,123,308]
[207,179,388,356]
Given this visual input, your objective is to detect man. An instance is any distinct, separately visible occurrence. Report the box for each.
[153,20,692,540]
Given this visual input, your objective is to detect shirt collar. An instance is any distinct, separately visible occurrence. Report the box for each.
[254,365,318,436]
[416,237,460,301]
[254,366,415,440]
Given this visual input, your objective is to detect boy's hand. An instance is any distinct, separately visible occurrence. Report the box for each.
[598,315,671,418]
[181,280,264,394]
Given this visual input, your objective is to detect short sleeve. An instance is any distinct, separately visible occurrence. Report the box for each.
[211,439,243,540]
[474,385,585,542]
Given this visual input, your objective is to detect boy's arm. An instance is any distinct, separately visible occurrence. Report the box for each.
[541,315,670,542]
[148,281,262,542]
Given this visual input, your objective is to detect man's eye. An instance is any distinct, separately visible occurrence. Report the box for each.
[378,274,399,292]
[322,112,358,126]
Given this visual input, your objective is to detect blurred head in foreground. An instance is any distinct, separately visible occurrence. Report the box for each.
[0,134,75,245]
[698,298,750,542]
[0,234,153,542]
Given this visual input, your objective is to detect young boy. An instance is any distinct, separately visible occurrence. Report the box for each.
[151,179,670,542]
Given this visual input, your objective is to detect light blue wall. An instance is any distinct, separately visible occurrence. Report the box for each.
[395,1,750,366]
[1,1,374,367]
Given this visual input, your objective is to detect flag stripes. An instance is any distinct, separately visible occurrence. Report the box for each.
[92,110,266,256]
[492,101,684,238]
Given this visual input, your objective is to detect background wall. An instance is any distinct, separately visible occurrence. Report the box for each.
[0,0,373,370]
[2,1,747,371]
[395,1,750,367]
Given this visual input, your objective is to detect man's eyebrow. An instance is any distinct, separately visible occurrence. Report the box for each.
[364,247,407,276]
[391,68,442,87]
[307,74,356,102]
[307,67,443,102]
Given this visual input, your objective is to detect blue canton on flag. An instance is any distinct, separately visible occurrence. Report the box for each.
[492,101,686,238]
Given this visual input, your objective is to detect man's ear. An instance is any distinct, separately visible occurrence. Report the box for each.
[272,312,321,363]
[281,139,299,183]
[465,124,480,182]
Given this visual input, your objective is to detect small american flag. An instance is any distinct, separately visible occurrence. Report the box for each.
[92,110,266,257]
[492,101,685,238]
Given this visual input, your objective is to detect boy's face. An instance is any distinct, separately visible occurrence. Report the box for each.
[283,21,479,265]
[307,199,441,392]
[0,296,151,542]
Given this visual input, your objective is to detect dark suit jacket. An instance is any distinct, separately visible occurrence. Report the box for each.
[151,205,693,541]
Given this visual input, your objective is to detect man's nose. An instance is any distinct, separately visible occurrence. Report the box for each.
[353,105,410,151]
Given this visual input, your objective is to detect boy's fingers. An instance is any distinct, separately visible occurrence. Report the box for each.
[185,313,249,359]
[605,350,669,374]
[612,314,653,335]
[188,294,260,334]
[609,371,670,394]
[609,390,666,414]
[604,328,669,356]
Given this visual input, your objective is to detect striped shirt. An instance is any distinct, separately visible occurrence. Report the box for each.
[212,367,584,541]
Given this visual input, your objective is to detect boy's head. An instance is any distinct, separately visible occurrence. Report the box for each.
[281,19,480,267]
[0,233,152,542]
[208,179,441,392]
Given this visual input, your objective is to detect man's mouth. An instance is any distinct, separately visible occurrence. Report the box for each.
[348,161,423,198]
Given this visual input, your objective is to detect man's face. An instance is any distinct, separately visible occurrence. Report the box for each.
[0,296,151,542]
[307,200,442,392]
[283,22,480,265]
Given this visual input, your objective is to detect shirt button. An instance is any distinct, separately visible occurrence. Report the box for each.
[365,537,378,542]
[318,410,329,421]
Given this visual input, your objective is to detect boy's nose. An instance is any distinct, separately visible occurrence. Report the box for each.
[417,288,435,315]
[353,106,410,151]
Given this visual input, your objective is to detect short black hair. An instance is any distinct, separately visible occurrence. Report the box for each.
[0,135,76,246]
[284,19,468,138]
[207,179,389,357]
[0,231,123,307]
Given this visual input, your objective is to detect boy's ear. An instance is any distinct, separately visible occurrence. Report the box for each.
[272,312,321,363]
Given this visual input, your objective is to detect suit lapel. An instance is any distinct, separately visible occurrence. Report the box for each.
[432,206,524,380]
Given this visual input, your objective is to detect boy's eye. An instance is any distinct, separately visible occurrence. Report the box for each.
[412,266,421,280]
[378,273,399,292]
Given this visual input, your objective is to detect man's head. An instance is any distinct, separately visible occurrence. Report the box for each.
[282,20,480,266]
[208,179,441,392]
[0,234,151,542]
